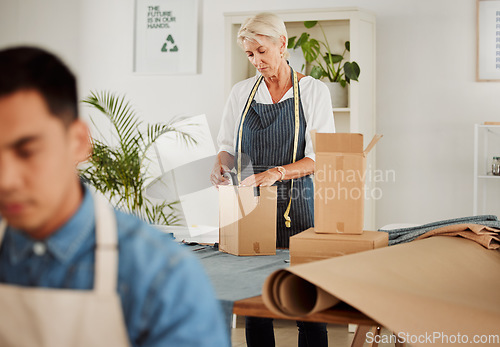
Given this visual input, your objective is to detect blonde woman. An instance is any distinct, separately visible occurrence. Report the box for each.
[212,13,334,347]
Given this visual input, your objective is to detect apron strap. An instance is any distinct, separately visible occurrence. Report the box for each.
[237,67,301,228]
[0,220,6,244]
[93,194,119,295]
[237,75,264,184]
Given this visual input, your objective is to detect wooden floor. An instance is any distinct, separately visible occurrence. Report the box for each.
[231,316,409,347]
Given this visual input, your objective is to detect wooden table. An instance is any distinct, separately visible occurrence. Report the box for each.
[233,296,404,347]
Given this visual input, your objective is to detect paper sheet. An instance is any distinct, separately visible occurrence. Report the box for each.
[262,237,500,346]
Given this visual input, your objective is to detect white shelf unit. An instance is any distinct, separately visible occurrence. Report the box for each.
[473,124,500,215]
[224,8,377,229]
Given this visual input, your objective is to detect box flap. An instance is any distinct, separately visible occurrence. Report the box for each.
[363,134,383,156]
[315,133,363,153]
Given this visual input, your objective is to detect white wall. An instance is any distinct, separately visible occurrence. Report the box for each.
[2,0,499,227]
[0,0,80,71]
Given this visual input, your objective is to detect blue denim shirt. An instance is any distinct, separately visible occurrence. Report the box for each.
[0,187,229,347]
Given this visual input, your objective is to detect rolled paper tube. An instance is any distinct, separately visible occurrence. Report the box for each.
[263,269,340,316]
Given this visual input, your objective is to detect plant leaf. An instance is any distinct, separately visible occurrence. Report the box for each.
[344,61,360,81]
[83,91,142,156]
[310,65,326,79]
[304,20,318,28]
[287,36,296,49]
[295,32,310,49]
[323,53,343,64]
[345,41,351,52]
[301,38,320,62]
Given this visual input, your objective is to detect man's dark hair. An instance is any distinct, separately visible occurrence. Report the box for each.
[0,46,78,125]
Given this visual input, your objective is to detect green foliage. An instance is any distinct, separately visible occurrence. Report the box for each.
[288,21,360,86]
[80,91,196,225]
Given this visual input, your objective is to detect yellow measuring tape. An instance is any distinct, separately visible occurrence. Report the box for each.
[283,70,300,228]
[237,68,300,228]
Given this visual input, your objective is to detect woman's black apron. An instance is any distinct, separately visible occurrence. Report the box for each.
[235,67,314,248]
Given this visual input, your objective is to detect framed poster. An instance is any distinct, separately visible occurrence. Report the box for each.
[477,0,500,81]
[134,0,199,74]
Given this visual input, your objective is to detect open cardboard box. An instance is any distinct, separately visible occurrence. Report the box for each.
[290,227,388,265]
[313,132,382,234]
[219,185,277,256]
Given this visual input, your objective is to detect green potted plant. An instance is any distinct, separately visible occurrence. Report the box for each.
[79,91,196,226]
[288,21,360,107]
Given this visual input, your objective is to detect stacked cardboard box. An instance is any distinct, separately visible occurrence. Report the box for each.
[290,133,388,265]
[290,228,388,265]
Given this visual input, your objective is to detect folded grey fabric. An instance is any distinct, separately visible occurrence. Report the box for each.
[379,215,500,245]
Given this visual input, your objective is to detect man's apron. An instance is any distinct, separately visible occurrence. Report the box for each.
[236,67,314,248]
[0,195,130,347]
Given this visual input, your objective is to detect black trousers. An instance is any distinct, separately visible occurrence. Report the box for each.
[245,316,328,347]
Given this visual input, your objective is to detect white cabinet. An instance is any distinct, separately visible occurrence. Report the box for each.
[473,124,500,215]
[223,8,378,229]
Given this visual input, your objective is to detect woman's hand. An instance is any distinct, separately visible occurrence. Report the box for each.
[211,151,235,187]
[210,162,231,187]
[240,168,281,187]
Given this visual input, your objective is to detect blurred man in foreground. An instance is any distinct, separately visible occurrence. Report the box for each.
[0,46,228,347]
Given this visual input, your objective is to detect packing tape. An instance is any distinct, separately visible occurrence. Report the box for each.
[253,242,260,253]
[337,222,344,233]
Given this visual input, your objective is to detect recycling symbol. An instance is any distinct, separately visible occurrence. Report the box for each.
[161,35,178,52]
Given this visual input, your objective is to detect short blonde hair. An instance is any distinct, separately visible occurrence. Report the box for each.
[237,12,289,59]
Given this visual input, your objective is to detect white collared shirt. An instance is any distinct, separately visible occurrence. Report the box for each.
[217,75,335,161]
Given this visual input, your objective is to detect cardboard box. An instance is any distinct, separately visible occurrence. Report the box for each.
[219,185,277,256]
[313,133,382,234]
[289,227,388,265]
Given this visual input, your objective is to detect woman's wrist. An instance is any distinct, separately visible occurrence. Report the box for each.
[218,151,235,170]
[274,166,286,181]
[268,167,282,182]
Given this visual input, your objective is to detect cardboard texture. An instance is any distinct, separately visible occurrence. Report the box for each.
[219,185,277,256]
[263,237,500,346]
[314,133,382,234]
[289,228,388,265]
